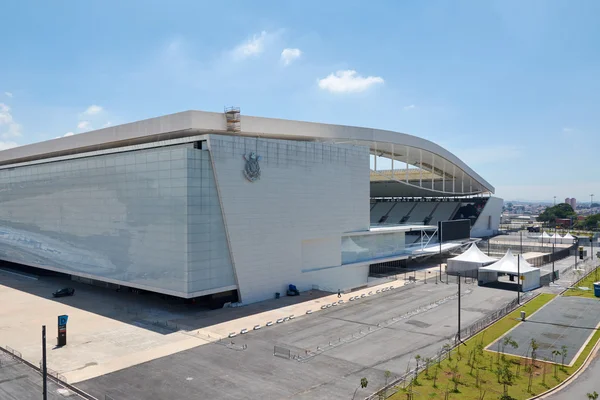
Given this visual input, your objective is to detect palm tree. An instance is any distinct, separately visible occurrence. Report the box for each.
[383,370,391,398]
[561,345,568,369]
[551,349,561,378]
[352,377,368,400]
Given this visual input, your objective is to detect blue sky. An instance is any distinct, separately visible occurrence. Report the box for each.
[1,0,599,202]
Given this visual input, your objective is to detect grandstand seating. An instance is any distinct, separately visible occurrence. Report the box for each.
[370,202,395,224]
[384,202,416,224]
[369,198,488,226]
[404,202,437,223]
[428,201,461,226]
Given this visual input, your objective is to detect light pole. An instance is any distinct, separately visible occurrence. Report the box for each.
[457,272,461,343]
[42,325,47,400]
[574,238,578,269]
[591,194,594,212]
[518,231,522,304]
[554,196,556,206]
[552,224,556,282]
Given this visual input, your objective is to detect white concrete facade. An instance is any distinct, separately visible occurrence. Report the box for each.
[0,110,498,304]
[209,135,370,303]
[471,196,503,237]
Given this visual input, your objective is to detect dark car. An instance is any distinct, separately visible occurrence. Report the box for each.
[52,288,75,298]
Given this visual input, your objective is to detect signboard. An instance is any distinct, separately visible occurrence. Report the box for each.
[438,219,471,242]
[520,275,525,281]
[57,315,68,346]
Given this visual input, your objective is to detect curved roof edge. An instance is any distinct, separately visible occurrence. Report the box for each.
[0,110,493,193]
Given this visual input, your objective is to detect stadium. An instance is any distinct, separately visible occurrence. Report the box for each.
[0,109,502,305]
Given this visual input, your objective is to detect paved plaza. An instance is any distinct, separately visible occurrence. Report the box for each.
[490,297,600,366]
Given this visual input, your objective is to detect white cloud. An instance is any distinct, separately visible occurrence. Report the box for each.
[232,31,269,59]
[103,121,112,128]
[403,104,416,111]
[281,48,302,66]
[63,132,75,137]
[4,92,12,98]
[0,103,22,138]
[77,121,91,130]
[83,105,103,115]
[0,141,18,150]
[317,70,384,93]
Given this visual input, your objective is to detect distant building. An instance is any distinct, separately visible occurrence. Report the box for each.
[564,198,577,209]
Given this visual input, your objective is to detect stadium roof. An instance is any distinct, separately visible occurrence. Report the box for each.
[0,110,493,196]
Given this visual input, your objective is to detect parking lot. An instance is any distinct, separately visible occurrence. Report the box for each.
[489,296,600,366]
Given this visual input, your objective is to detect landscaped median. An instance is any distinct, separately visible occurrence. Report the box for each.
[385,293,600,400]
[563,266,600,299]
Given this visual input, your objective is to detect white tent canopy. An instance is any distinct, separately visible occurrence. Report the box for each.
[478,249,541,291]
[450,243,496,263]
[539,231,552,240]
[480,249,537,273]
[562,233,575,240]
[447,243,497,275]
[550,233,562,240]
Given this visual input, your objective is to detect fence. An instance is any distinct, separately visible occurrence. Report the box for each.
[274,284,477,363]
[39,360,67,382]
[365,292,538,400]
[5,345,22,359]
[274,345,291,359]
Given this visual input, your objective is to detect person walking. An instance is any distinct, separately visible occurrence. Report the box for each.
[337,289,342,298]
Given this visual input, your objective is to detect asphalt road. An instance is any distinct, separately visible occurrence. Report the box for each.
[546,350,600,399]
[77,282,518,400]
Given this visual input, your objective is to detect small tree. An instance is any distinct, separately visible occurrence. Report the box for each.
[528,338,539,392]
[551,350,561,378]
[560,345,568,370]
[383,370,391,398]
[496,360,515,399]
[530,339,539,364]
[414,354,421,384]
[541,357,548,386]
[352,377,368,400]
[450,362,460,393]
[432,364,440,388]
[587,391,599,400]
[424,357,432,377]
[443,343,452,361]
[502,336,519,360]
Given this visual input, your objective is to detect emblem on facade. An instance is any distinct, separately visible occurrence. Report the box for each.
[243,152,262,182]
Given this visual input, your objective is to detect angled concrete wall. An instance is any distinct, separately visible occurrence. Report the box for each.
[209,135,370,303]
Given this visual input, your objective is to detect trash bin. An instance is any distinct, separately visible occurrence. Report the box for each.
[275,292,280,299]
[593,283,600,298]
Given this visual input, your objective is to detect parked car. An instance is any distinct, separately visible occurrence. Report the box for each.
[52,287,75,298]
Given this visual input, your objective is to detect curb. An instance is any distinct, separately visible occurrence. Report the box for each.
[528,334,600,399]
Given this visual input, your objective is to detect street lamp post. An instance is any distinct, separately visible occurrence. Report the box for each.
[574,238,578,270]
[518,231,522,304]
[552,225,556,282]
[554,196,556,206]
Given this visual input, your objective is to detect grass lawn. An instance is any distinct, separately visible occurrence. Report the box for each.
[386,293,600,400]
[563,266,600,299]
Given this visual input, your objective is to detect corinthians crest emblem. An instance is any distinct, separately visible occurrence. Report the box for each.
[243,152,262,182]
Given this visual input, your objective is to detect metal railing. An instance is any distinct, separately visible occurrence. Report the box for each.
[39,360,67,383]
[365,292,538,400]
